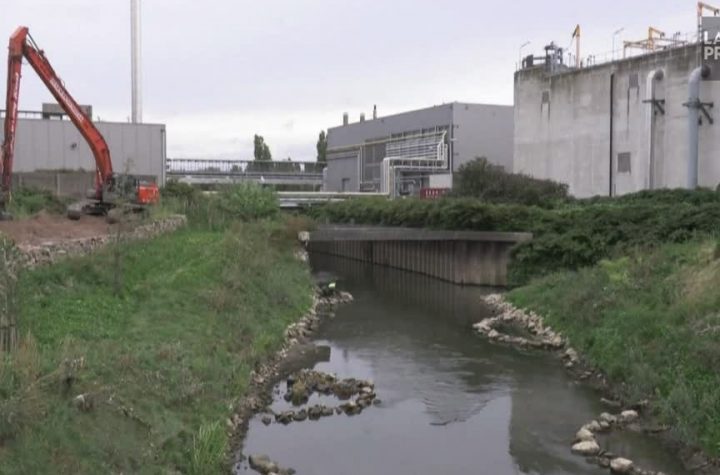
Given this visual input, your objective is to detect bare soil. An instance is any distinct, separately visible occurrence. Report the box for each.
[0,211,119,246]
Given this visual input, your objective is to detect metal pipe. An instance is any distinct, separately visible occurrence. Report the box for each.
[131,0,142,123]
[609,73,615,196]
[687,65,710,189]
[646,69,664,189]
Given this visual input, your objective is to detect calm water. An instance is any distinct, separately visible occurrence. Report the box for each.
[236,255,689,475]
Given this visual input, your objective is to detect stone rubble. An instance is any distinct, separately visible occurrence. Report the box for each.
[18,215,187,268]
[230,284,356,475]
[248,454,295,475]
[264,369,378,426]
[477,293,671,475]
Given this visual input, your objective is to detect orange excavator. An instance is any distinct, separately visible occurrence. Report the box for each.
[1,26,159,220]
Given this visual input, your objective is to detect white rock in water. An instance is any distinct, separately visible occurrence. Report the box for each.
[610,457,633,473]
[583,420,602,432]
[620,409,639,423]
[565,348,579,362]
[599,412,617,424]
[571,440,600,456]
[575,427,595,442]
[488,329,500,339]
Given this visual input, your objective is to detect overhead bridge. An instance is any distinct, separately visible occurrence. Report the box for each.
[303,225,532,287]
[166,158,325,187]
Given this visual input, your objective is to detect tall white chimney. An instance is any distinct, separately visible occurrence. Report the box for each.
[131,0,142,123]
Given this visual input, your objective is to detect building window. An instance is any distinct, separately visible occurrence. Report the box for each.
[542,91,550,104]
[617,152,631,173]
[628,73,639,89]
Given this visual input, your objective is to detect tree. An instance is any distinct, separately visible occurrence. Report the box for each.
[253,134,272,161]
[316,130,327,163]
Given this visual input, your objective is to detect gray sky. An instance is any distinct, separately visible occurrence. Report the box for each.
[1,0,696,160]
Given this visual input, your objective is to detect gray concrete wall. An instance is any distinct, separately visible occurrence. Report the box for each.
[452,103,514,172]
[0,118,166,185]
[324,155,359,192]
[514,45,720,197]
[327,105,454,149]
[307,226,532,286]
[324,102,513,192]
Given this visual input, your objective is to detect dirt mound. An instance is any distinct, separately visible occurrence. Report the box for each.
[0,213,117,246]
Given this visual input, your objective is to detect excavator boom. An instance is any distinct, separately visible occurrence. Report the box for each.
[1,27,157,218]
[2,27,112,202]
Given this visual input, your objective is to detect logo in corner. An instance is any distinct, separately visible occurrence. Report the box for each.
[701,16,720,80]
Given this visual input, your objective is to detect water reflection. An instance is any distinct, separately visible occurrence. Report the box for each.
[236,256,689,475]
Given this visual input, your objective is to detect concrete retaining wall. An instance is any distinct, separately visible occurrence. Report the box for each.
[305,226,531,286]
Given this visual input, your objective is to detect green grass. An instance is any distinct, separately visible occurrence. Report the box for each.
[0,220,313,474]
[508,239,720,455]
[7,187,70,218]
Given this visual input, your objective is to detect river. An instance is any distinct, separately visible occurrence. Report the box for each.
[236,255,690,475]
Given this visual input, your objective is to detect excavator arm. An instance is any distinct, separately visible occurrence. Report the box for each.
[1,26,113,206]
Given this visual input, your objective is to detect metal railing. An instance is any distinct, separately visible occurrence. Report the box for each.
[166,158,326,175]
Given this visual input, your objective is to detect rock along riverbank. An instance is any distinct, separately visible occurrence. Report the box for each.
[228,278,355,474]
[475,293,718,475]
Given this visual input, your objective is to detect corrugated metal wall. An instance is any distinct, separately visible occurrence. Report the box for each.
[0,118,166,184]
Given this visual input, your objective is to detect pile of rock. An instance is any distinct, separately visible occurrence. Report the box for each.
[261,370,378,425]
[473,294,566,350]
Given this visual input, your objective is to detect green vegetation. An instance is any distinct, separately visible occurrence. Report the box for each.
[508,240,720,455]
[316,131,328,164]
[0,183,314,474]
[452,157,569,206]
[160,182,279,230]
[253,134,272,162]
[8,187,70,217]
[311,189,720,284]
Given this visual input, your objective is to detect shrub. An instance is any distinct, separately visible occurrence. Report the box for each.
[452,157,569,206]
[215,183,278,221]
[159,183,279,230]
[310,192,720,285]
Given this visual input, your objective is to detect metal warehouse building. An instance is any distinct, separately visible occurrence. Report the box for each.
[324,103,513,196]
[0,105,166,196]
[514,43,720,198]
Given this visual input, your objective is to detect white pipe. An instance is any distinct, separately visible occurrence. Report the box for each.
[645,69,663,189]
[687,65,710,189]
[131,0,142,123]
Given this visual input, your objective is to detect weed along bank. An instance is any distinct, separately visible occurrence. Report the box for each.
[0,185,320,473]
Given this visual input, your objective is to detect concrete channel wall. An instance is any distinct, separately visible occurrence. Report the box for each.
[305,226,532,287]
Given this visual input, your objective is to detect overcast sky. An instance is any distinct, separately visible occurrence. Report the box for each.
[1,0,697,160]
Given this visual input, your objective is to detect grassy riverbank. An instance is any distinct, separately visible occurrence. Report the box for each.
[508,239,720,456]
[0,187,314,473]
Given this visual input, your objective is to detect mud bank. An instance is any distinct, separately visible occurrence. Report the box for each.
[475,293,719,475]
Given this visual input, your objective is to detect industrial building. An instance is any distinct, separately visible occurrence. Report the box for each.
[514,41,720,198]
[324,103,513,195]
[0,104,166,196]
